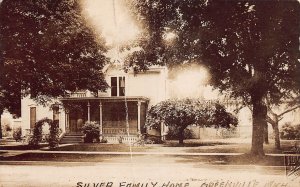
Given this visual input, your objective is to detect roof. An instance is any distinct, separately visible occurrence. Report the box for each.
[60,96,149,103]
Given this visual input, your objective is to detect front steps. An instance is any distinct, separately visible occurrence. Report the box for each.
[60,133,84,144]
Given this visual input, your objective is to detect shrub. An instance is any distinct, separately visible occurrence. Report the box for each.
[2,124,12,137]
[28,119,47,147]
[28,118,60,149]
[280,123,300,140]
[4,124,12,132]
[295,124,300,140]
[13,127,22,142]
[145,134,163,144]
[81,121,100,143]
[166,127,194,140]
[48,120,60,149]
[100,138,108,143]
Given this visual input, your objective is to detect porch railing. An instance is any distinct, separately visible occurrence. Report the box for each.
[105,136,138,143]
[102,127,138,135]
[69,92,86,98]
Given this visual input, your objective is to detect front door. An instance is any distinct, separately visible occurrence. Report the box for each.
[69,112,85,133]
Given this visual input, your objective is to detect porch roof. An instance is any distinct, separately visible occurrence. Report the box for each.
[59,96,149,103]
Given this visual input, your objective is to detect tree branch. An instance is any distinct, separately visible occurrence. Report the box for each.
[278,105,300,117]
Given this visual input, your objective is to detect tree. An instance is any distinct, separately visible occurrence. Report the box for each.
[266,96,300,149]
[146,98,237,144]
[0,0,109,138]
[127,0,300,156]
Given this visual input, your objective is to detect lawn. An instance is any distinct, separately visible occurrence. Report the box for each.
[51,143,152,152]
[0,144,49,150]
[164,139,299,154]
[1,139,298,165]
[1,139,298,154]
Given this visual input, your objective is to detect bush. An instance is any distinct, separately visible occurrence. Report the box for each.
[166,127,194,140]
[13,127,22,142]
[100,138,108,143]
[2,124,12,137]
[48,120,60,149]
[145,134,163,144]
[81,121,100,143]
[280,123,300,140]
[28,118,60,149]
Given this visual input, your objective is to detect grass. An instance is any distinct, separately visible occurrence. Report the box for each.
[0,152,127,162]
[51,143,152,152]
[0,144,48,150]
[175,154,285,166]
[0,152,286,166]
[1,139,298,165]
[165,139,299,154]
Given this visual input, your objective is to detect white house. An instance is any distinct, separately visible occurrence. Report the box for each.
[20,65,168,142]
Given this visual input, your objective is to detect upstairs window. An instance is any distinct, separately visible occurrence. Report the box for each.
[111,76,125,96]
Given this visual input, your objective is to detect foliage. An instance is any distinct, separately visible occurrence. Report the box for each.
[166,127,194,140]
[1,123,12,137]
[146,98,237,143]
[13,127,22,142]
[28,118,60,148]
[266,96,300,149]
[4,124,12,132]
[127,0,299,155]
[145,134,163,144]
[48,120,60,149]
[280,123,300,140]
[0,0,109,139]
[100,138,108,143]
[117,135,124,144]
[81,121,100,143]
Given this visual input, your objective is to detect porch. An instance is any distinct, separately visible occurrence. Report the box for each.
[60,96,149,141]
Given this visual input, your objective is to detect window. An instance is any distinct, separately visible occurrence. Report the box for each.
[30,107,36,129]
[111,77,118,96]
[111,76,125,96]
[119,77,125,96]
[53,106,59,121]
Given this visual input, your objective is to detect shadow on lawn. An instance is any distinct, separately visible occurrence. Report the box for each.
[0,144,48,150]
[173,154,285,166]
[0,152,125,163]
[163,141,232,147]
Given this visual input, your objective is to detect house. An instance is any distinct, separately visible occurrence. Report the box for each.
[19,64,300,143]
[20,65,168,142]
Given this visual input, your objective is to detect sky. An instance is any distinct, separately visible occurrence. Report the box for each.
[81,0,140,47]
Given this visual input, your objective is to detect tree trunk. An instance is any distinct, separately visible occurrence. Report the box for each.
[178,128,184,144]
[264,123,269,144]
[0,114,2,139]
[250,97,266,156]
[273,116,280,150]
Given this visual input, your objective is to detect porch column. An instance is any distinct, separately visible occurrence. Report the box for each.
[87,101,91,123]
[99,102,103,139]
[137,101,141,134]
[65,109,69,133]
[58,105,63,131]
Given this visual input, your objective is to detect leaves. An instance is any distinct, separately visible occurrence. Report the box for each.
[0,0,108,112]
[127,0,300,102]
[146,98,237,130]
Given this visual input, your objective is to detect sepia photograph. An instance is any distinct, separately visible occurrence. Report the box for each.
[0,0,299,186]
